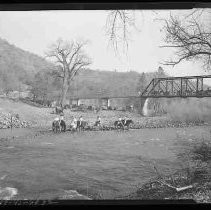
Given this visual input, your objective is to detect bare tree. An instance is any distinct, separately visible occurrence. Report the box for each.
[46,39,91,107]
[105,10,137,53]
[160,11,211,71]
[106,9,211,67]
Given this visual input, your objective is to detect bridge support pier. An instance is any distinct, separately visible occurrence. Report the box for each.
[102,98,110,108]
[76,99,80,106]
[107,98,111,108]
[140,97,147,116]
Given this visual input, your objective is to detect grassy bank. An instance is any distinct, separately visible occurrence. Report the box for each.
[119,137,211,203]
[0,98,208,130]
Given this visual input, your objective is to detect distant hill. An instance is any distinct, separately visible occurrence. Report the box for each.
[0,37,54,93]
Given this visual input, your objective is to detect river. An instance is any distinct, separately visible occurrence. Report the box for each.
[0,125,210,200]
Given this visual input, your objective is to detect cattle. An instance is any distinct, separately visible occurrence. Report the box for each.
[52,120,66,133]
[55,106,64,114]
[76,120,88,131]
[114,119,134,130]
[114,120,124,129]
[87,106,93,110]
[94,121,101,127]
[60,120,66,132]
[52,120,61,133]
[124,119,134,128]
[64,104,71,109]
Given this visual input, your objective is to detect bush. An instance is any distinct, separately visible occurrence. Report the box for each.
[108,106,113,110]
[164,98,211,122]
[192,141,211,162]
[182,140,211,184]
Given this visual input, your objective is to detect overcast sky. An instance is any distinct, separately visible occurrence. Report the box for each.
[0,9,210,78]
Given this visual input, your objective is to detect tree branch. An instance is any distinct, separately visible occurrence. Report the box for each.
[161,13,211,70]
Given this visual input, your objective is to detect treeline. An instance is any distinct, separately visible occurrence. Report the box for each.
[30,67,167,107]
[30,67,169,108]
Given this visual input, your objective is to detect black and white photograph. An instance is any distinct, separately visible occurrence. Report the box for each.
[0,3,210,204]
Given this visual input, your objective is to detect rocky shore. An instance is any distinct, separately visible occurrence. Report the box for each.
[119,171,211,203]
[0,112,31,129]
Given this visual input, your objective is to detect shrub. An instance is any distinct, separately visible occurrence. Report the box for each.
[163,98,211,122]
[192,141,211,162]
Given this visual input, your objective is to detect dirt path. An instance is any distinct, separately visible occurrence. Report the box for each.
[0,126,210,200]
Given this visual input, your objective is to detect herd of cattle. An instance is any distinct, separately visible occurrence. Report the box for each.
[52,118,134,133]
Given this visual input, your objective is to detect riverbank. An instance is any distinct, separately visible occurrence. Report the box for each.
[117,136,211,203]
[0,97,210,130]
[118,170,211,203]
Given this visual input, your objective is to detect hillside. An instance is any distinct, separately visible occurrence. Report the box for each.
[68,70,141,98]
[0,37,55,93]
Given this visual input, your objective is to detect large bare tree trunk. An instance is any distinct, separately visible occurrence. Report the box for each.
[60,75,69,107]
[60,63,69,107]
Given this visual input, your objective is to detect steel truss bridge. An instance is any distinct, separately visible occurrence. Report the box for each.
[69,75,211,107]
[141,75,211,98]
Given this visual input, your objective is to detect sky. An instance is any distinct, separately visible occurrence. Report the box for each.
[0,9,210,79]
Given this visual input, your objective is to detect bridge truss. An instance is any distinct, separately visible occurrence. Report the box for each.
[141,75,211,98]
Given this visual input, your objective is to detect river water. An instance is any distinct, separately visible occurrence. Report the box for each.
[0,126,210,200]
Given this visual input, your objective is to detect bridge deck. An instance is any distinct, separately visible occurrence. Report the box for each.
[69,96,140,100]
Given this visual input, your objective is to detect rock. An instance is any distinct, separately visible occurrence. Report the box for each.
[59,190,91,200]
[0,187,18,200]
[0,112,31,129]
